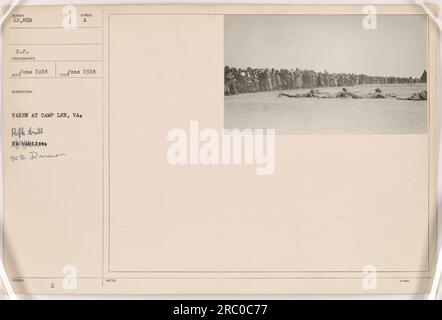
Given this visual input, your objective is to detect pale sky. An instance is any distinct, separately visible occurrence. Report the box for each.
[225,15,427,78]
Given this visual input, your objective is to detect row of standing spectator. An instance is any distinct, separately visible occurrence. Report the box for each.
[224,67,427,95]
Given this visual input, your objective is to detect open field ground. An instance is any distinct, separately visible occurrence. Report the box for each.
[225,84,427,134]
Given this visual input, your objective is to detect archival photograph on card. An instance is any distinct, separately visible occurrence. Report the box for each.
[224,15,428,134]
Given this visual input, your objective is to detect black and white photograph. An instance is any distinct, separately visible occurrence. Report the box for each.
[224,15,428,134]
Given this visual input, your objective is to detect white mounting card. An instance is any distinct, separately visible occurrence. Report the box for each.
[1,4,439,294]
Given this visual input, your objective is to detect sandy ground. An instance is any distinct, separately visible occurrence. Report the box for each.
[224,84,427,134]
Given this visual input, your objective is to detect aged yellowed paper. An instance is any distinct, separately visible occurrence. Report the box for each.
[1,4,438,294]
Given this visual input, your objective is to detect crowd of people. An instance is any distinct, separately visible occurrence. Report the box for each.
[224,66,427,96]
